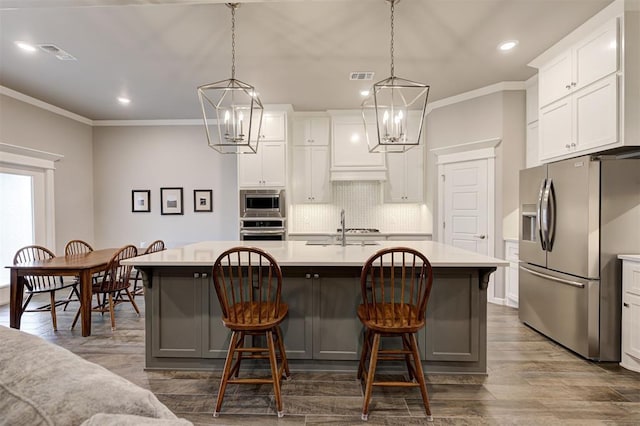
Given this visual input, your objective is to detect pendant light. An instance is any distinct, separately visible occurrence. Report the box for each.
[362,0,430,153]
[197,3,263,154]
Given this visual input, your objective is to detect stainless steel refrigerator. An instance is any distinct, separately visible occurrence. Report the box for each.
[519,155,640,361]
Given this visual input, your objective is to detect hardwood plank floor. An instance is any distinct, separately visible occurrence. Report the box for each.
[1,296,639,425]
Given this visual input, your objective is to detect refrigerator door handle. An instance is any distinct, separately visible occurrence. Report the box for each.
[547,178,556,251]
[536,179,547,251]
[541,178,553,252]
[519,266,585,288]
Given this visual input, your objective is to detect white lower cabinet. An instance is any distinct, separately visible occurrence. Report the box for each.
[504,240,519,308]
[621,258,640,373]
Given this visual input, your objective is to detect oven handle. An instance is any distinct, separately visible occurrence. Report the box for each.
[240,229,286,235]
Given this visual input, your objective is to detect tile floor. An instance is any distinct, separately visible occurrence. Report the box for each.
[1,296,639,425]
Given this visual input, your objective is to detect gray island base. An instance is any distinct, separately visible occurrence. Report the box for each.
[124,241,508,375]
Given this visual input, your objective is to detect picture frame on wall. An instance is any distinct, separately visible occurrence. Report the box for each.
[131,190,151,212]
[193,189,213,212]
[160,187,184,215]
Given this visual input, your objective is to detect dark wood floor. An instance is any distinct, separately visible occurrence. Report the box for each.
[1,296,639,425]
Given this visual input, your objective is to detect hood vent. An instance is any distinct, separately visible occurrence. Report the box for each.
[38,44,77,61]
[349,71,374,81]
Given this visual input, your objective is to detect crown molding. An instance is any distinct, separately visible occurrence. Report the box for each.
[0,85,92,126]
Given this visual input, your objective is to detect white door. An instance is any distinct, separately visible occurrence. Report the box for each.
[442,159,489,255]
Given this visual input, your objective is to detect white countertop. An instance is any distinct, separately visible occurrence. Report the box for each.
[122,240,508,268]
[288,232,432,237]
[618,254,640,262]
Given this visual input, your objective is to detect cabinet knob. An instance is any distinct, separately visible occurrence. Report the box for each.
[624,302,629,308]
[570,143,576,148]
[571,82,576,87]
[566,84,571,89]
[202,273,208,278]
[313,273,320,279]
[565,144,571,149]
[305,273,311,279]
[194,273,200,278]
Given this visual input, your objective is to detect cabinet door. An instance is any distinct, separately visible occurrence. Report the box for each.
[404,146,424,202]
[574,18,618,91]
[384,150,406,202]
[279,275,314,359]
[261,142,286,187]
[310,146,331,202]
[539,51,573,107]
[202,273,232,359]
[331,120,385,170]
[539,97,572,161]
[623,292,640,361]
[151,271,203,358]
[253,112,286,141]
[526,121,540,168]
[574,74,618,153]
[292,146,312,202]
[312,273,362,360]
[238,149,264,188]
[309,117,330,146]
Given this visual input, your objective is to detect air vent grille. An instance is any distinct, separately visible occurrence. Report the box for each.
[38,44,77,61]
[349,71,374,81]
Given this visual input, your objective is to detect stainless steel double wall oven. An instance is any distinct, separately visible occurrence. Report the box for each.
[239,189,286,241]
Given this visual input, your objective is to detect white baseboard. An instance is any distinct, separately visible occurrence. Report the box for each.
[0,285,9,306]
[488,296,506,305]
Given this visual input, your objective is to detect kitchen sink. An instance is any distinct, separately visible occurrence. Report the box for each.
[305,240,380,246]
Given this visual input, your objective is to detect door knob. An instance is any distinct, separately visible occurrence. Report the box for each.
[474,234,486,239]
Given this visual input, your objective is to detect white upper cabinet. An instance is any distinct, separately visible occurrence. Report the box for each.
[292,145,331,203]
[384,146,424,203]
[329,114,386,181]
[239,111,287,188]
[293,117,330,146]
[251,111,286,142]
[533,14,633,163]
[539,18,618,108]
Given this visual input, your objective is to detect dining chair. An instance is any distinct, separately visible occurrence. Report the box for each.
[211,247,290,418]
[13,245,80,331]
[71,244,139,331]
[130,240,165,299]
[357,247,434,421]
[63,239,94,310]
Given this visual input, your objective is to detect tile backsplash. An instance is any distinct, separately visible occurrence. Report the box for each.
[289,181,430,233]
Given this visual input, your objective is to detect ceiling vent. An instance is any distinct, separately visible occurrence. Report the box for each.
[38,44,77,61]
[349,72,374,81]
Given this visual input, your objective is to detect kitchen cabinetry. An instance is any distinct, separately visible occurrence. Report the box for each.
[329,114,386,181]
[621,257,640,373]
[238,141,286,188]
[384,146,424,203]
[538,18,618,108]
[293,116,330,146]
[504,240,519,308]
[291,116,331,203]
[250,111,286,142]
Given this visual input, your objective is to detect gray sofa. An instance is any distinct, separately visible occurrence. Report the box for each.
[0,325,192,426]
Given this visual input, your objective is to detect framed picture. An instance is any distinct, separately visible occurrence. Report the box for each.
[160,187,184,215]
[193,189,213,212]
[131,190,151,212]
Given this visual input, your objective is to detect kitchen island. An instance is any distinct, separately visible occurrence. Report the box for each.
[123,240,507,374]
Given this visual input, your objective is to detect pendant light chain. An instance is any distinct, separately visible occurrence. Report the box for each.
[390,0,395,78]
[230,4,236,80]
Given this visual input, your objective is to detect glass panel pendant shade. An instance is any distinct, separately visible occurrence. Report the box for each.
[197,3,263,154]
[362,0,430,153]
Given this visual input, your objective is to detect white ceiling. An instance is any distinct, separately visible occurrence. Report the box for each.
[0,0,614,121]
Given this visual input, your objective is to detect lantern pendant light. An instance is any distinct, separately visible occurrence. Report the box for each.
[362,0,430,153]
[197,3,263,154]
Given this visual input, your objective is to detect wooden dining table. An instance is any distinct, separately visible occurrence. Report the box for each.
[9,248,117,337]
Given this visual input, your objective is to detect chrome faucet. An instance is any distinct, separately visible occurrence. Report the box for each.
[340,209,346,247]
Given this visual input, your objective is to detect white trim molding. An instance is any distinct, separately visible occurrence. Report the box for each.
[0,86,92,125]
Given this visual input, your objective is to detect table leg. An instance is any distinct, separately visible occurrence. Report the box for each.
[80,270,93,337]
[9,269,25,329]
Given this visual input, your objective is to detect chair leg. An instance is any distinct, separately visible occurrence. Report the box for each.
[108,293,116,331]
[267,329,284,418]
[124,288,140,316]
[357,328,372,380]
[49,291,58,331]
[402,334,415,381]
[361,332,380,421]
[71,306,81,329]
[215,331,240,417]
[230,332,244,378]
[275,325,291,379]
[409,333,432,421]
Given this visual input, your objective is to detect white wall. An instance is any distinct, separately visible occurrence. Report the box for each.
[92,125,238,248]
[0,93,94,254]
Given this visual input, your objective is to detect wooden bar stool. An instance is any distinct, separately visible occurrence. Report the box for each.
[357,247,434,421]
[211,247,290,418]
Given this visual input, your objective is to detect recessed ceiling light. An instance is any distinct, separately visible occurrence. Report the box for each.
[360,90,370,97]
[117,97,131,105]
[15,41,37,53]
[498,40,519,51]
